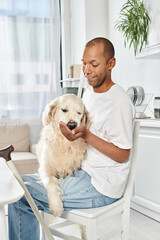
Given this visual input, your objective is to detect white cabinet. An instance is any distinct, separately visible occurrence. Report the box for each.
[131,119,160,222]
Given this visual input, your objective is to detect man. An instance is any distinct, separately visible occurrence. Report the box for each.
[8,38,135,240]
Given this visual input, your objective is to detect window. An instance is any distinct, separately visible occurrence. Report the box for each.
[0,0,61,119]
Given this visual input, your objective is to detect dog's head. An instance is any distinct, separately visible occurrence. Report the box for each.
[42,94,90,130]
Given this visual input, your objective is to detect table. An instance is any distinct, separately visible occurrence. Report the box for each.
[0,157,24,240]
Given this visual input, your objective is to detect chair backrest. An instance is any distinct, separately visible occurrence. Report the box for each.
[123,121,140,200]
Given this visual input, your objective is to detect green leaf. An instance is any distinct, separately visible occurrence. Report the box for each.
[114,0,151,55]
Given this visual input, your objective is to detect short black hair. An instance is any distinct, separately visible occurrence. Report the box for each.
[85,37,115,59]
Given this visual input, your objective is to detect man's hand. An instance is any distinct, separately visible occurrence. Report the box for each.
[59,121,86,141]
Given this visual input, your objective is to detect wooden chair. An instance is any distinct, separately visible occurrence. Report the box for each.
[41,121,140,240]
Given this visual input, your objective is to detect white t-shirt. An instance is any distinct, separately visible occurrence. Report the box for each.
[82,84,135,198]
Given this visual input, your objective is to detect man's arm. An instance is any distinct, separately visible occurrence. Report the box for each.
[59,122,130,163]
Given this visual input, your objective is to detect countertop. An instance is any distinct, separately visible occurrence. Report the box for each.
[137,118,160,128]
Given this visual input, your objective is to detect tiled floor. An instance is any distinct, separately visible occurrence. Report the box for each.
[5,207,160,240]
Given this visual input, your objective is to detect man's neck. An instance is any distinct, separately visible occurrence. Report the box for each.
[93,81,115,93]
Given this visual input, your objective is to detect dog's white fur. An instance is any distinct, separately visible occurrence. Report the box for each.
[37,94,90,217]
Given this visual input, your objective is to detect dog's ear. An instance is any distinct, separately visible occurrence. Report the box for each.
[42,98,59,126]
[82,106,90,129]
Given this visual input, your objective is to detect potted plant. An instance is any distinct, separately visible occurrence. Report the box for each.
[115,0,151,55]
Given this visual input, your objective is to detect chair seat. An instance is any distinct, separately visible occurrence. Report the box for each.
[61,198,125,219]
[46,198,126,240]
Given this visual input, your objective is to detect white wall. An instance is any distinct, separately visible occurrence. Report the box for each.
[70,0,108,65]
[70,0,86,65]
[84,0,108,42]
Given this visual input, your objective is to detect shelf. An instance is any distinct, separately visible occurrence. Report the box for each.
[135,43,160,59]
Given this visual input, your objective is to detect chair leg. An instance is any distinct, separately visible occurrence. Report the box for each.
[79,224,87,240]
[41,211,50,240]
[85,219,97,240]
[0,206,8,240]
[121,207,130,240]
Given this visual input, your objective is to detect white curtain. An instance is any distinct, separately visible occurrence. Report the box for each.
[0,0,61,120]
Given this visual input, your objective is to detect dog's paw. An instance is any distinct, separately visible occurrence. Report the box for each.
[49,199,64,216]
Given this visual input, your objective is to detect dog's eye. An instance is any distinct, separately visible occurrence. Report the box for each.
[77,111,81,115]
[61,108,68,113]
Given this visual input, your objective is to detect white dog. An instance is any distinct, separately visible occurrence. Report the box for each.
[37,94,90,217]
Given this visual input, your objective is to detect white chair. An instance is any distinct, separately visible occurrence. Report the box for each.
[41,121,140,240]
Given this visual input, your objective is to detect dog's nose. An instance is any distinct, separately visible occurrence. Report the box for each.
[67,121,77,130]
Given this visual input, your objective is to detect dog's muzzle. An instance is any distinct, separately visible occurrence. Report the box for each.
[67,121,77,130]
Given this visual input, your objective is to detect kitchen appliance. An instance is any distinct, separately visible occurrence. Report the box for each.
[60,78,82,96]
[154,97,160,118]
[127,86,153,118]
[127,86,145,106]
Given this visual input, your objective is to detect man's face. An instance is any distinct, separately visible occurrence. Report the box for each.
[82,43,111,92]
